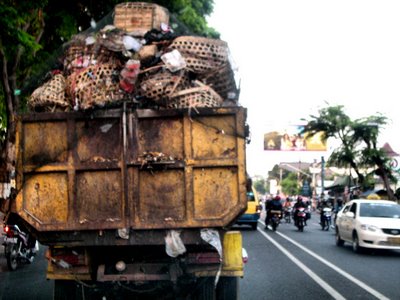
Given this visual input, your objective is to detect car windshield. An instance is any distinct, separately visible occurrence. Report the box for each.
[359,203,400,218]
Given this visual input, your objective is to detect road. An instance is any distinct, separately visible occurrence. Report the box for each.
[0,212,399,299]
[237,214,400,300]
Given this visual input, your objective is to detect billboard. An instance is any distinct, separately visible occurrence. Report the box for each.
[264,125,326,151]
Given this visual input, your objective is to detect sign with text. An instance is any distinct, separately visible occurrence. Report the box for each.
[264,125,327,152]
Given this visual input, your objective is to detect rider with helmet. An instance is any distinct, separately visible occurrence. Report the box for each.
[293,196,307,226]
[264,195,283,229]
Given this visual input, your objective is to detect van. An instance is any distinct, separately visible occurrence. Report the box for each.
[235,186,262,230]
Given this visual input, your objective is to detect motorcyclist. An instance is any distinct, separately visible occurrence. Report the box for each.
[319,200,330,225]
[265,195,283,229]
[282,197,292,220]
[293,196,307,226]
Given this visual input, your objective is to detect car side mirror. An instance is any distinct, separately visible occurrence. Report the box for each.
[345,211,355,218]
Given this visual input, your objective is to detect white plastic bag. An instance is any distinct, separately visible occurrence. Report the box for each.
[165,230,186,257]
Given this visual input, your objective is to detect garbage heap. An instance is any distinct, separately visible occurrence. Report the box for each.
[28,2,239,112]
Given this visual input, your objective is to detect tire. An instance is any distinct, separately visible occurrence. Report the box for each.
[297,220,304,232]
[54,280,85,300]
[192,277,216,300]
[335,228,344,247]
[352,232,363,253]
[6,244,18,271]
[325,220,330,231]
[251,223,257,230]
[216,277,238,300]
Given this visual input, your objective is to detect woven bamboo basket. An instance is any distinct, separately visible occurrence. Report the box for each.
[198,63,239,101]
[138,66,189,104]
[63,43,122,75]
[67,63,125,110]
[29,74,70,111]
[167,80,223,109]
[114,2,170,36]
[168,36,229,74]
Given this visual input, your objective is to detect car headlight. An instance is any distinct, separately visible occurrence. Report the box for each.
[360,224,380,232]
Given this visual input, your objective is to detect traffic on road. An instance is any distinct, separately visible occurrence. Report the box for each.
[1,210,399,299]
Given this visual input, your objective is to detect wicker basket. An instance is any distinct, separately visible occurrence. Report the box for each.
[138,67,189,104]
[63,43,122,75]
[168,36,229,74]
[167,80,223,109]
[29,74,70,111]
[198,63,239,101]
[114,2,170,36]
[67,63,125,110]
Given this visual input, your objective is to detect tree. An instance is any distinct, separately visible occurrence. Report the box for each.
[280,173,300,196]
[302,104,396,200]
[0,0,218,180]
[253,178,267,195]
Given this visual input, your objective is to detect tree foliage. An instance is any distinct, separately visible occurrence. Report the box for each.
[253,178,267,195]
[302,104,396,199]
[280,173,300,196]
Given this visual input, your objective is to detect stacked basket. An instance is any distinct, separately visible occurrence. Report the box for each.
[28,2,239,112]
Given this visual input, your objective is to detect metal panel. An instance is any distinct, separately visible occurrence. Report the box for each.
[15,107,247,232]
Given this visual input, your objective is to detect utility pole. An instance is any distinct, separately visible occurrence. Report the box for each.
[321,156,325,199]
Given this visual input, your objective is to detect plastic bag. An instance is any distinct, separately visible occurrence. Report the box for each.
[165,230,186,257]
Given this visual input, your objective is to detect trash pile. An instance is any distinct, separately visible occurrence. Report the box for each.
[28,2,239,112]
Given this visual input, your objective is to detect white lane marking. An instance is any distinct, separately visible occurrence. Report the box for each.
[274,230,390,300]
[257,227,346,300]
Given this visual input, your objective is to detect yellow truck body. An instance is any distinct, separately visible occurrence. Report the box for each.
[14,106,247,232]
[9,105,248,298]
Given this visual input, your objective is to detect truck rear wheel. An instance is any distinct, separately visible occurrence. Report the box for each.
[53,280,84,300]
[191,277,216,300]
[216,277,238,300]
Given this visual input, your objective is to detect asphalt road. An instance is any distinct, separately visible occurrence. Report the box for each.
[0,212,399,299]
[236,213,400,300]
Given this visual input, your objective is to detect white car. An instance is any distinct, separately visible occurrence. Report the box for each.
[335,199,400,253]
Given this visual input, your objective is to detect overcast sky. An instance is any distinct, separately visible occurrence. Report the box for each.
[208,0,400,177]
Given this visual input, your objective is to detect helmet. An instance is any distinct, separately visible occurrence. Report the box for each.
[274,195,281,201]
[297,196,302,201]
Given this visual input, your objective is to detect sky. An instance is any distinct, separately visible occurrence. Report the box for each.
[207,0,400,178]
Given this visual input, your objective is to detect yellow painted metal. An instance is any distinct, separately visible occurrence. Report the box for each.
[14,107,247,232]
[222,231,243,272]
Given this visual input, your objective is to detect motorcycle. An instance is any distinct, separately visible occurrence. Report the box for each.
[268,210,282,231]
[320,207,332,231]
[2,224,39,271]
[283,207,292,223]
[294,207,307,232]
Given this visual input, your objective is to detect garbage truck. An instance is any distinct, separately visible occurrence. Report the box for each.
[1,2,250,298]
[6,104,248,299]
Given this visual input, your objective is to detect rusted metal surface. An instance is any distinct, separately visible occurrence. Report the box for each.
[14,107,247,232]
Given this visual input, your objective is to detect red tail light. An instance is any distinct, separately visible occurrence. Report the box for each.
[4,225,10,233]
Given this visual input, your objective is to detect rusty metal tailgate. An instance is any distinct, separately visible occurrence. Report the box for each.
[15,106,247,231]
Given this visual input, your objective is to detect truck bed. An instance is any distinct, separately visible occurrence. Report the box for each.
[14,106,247,232]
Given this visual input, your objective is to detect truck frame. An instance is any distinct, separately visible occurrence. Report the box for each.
[9,104,248,299]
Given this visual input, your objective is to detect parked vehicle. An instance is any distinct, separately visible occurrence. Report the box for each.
[2,223,38,271]
[294,207,307,232]
[235,186,262,230]
[321,207,332,231]
[335,199,400,253]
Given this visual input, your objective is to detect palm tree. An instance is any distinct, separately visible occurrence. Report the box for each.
[302,105,396,200]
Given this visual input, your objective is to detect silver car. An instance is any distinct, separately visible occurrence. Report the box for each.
[335,199,400,253]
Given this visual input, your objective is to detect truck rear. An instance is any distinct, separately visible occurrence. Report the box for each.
[11,105,248,298]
